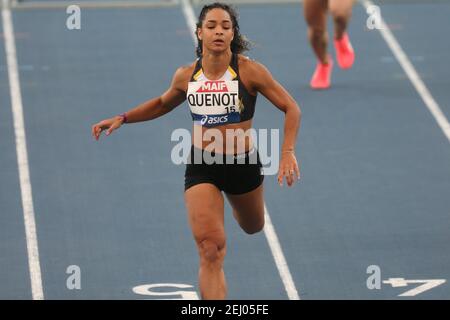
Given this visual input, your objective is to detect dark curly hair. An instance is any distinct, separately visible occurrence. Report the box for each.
[195,2,251,57]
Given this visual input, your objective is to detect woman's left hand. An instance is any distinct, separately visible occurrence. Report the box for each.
[277,151,300,187]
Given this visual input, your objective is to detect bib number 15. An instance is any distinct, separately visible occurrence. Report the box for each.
[225,106,236,113]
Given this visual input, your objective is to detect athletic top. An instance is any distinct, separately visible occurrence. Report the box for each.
[186,53,257,127]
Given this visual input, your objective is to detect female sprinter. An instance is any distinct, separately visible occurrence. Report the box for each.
[92,3,301,300]
[304,0,355,89]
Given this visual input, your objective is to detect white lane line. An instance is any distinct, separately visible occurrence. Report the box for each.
[361,0,450,144]
[1,0,44,300]
[180,0,198,45]
[263,205,300,300]
[180,0,300,300]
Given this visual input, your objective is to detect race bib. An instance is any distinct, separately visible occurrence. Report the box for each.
[187,80,241,127]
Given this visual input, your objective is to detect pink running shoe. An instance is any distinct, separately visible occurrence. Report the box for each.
[310,56,333,90]
[334,32,355,69]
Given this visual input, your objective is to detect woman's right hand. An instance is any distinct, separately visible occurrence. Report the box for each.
[91,116,124,141]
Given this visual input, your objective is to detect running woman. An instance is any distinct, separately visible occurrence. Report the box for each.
[91,2,301,300]
[303,0,355,89]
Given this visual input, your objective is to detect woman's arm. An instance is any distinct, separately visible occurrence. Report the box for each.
[245,60,302,186]
[247,61,302,152]
[91,65,190,140]
[122,66,189,123]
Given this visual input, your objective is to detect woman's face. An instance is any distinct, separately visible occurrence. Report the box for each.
[198,8,234,54]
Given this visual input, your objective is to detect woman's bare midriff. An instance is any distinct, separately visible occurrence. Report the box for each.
[192,119,254,155]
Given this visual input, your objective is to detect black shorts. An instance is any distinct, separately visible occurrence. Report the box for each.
[184,145,264,195]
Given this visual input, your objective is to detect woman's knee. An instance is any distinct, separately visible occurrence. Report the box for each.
[242,220,265,235]
[197,234,226,266]
[235,210,265,235]
[304,0,328,27]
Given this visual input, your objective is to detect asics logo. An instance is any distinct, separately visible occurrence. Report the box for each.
[200,115,228,125]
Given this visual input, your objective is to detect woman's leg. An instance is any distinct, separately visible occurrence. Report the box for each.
[329,0,355,69]
[226,184,265,235]
[303,0,329,64]
[303,0,334,89]
[184,183,227,300]
[329,0,354,40]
